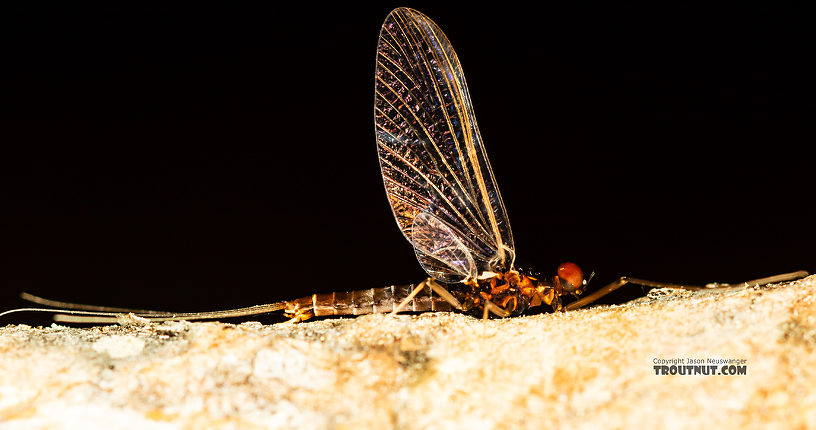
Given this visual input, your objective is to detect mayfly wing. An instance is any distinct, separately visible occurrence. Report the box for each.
[411,211,477,282]
[374,7,515,280]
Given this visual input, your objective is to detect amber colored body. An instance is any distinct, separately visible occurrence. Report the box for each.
[4,270,805,323]
[461,270,561,316]
[281,270,563,321]
[282,284,457,319]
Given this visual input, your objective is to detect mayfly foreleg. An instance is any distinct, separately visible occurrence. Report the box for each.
[702,270,809,289]
[564,277,644,311]
[565,270,809,311]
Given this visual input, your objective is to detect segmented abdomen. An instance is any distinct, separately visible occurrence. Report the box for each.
[284,282,456,317]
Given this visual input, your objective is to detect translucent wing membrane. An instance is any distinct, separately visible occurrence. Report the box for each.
[411,211,477,282]
[374,7,515,280]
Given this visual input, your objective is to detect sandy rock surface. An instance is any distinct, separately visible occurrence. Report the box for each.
[1,276,815,429]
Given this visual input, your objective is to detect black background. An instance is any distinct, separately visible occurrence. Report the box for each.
[2,3,813,324]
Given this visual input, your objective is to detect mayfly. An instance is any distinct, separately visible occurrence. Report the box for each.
[1,8,807,324]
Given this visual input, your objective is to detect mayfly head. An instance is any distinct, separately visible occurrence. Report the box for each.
[556,262,587,295]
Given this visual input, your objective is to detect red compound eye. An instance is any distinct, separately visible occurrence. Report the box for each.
[557,262,584,290]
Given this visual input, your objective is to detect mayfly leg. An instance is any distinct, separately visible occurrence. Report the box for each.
[482,299,509,319]
[565,270,809,311]
[389,278,464,316]
[426,279,464,311]
[389,279,427,316]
